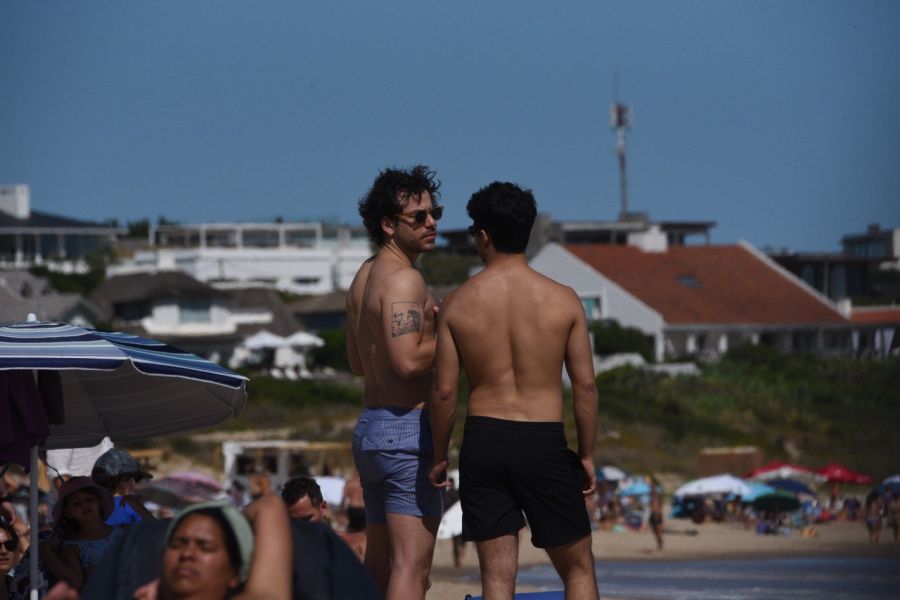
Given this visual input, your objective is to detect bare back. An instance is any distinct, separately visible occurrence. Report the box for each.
[347,253,437,409]
[442,261,593,422]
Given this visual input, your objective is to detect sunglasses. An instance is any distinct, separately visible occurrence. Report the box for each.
[1,539,17,552]
[396,205,443,225]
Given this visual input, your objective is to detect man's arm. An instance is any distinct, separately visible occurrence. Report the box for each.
[429,306,460,488]
[237,494,293,599]
[380,270,436,379]
[563,289,599,495]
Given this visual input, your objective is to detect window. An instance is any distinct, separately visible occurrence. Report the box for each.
[179,298,211,323]
[581,297,602,321]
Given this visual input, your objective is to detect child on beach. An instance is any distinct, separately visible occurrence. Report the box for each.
[40,477,126,589]
[90,448,154,525]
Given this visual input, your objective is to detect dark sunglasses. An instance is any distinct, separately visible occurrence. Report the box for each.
[397,205,443,224]
[1,539,17,552]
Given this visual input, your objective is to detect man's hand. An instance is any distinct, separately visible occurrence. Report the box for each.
[133,578,160,600]
[45,581,79,600]
[580,457,597,496]
[428,459,451,489]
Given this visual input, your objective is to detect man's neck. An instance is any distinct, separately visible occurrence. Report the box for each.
[379,240,417,267]
[483,251,528,269]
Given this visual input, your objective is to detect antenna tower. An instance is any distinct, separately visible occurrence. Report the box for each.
[610,74,633,221]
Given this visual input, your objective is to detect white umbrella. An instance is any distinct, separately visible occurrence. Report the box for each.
[0,318,248,598]
[675,474,752,498]
[285,330,325,348]
[600,465,627,481]
[437,499,463,540]
[243,330,289,349]
[750,466,826,485]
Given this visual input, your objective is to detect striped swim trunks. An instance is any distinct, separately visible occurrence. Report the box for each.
[352,406,443,524]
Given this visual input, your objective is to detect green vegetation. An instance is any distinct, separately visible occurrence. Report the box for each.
[188,346,898,481]
[595,345,900,478]
[417,251,479,286]
[590,320,654,361]
[308,328,350,372]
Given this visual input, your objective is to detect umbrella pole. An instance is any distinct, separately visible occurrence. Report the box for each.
[29,445,44,600]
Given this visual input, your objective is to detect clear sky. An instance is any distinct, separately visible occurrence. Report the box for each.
[1,1,898,252]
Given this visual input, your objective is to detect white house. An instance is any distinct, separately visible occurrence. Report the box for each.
[108,221,372,295]
[530,236,854,362]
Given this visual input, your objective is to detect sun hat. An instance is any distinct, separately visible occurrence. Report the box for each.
[92,448,153,481]
[52,476,115,522]
[166,499,254,584]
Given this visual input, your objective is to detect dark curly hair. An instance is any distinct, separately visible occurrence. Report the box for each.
[358,165,441,246]
[467,181,536,254]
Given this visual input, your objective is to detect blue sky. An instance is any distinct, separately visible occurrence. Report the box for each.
[1,1,898,252]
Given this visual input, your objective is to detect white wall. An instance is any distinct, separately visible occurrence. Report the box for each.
[530,243,665,336]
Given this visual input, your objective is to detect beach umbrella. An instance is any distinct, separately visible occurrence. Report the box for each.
[598,465,627,481]
[616,481,652,497]
[751,490,801,513]
[242,330,289,349]
[747,460,826,484]
[767,478,817,498]
[883,475,900,485]
[737,481,776,503]
[816,463,873,485]
[285,330,325,348]
[437,499,463,540]
[0,318,248,598]
[674,474,752,498]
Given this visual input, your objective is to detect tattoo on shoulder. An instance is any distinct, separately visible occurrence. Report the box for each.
[391,302,422,337]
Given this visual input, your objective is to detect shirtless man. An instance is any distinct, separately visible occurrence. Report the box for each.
[346,165,444,600]
[429,182,600,600]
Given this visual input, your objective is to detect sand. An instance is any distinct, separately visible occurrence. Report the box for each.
[427,519,900,599]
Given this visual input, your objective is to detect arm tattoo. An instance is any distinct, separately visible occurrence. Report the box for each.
[391,302,422,337]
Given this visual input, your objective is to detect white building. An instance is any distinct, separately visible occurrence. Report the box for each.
[0,184,123,273]
[108,221,372,295]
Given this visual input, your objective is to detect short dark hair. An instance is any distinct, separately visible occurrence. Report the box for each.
[466,181,536,254]
[281,477,323,506]
[358,165,441,246]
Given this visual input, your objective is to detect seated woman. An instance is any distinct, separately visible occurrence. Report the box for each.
[133,493,291,600]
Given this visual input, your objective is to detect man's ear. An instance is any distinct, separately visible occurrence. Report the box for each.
[380,215,396,240]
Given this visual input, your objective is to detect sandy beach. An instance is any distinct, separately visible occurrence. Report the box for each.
[427,519,900,599]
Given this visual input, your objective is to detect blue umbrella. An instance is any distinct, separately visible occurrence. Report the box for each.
[617,481,653,497]
[767,478,816,497]
[0,319,248,597]
[737,481,776,503]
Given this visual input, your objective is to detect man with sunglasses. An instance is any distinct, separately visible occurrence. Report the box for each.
[429,182,600,600]
[346,165,444,600]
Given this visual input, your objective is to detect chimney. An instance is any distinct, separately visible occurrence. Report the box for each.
[0,184,31,219]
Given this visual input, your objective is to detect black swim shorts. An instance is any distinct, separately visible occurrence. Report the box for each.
[459,416,591,549]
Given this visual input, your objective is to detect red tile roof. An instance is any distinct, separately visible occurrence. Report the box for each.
[850,306,900,325]
[564,243,848,326]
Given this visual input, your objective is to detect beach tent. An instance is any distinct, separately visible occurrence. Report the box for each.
[816,463,873,485]
[735,481,776,503]
[747,460,825,484]
[675,474,752,498]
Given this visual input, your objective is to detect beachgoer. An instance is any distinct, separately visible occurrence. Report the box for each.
[282,476,329,523]
[90,448,154,525]
[429,181,600,600]
[40,476,125,590]
[346,165,445,599]
[340,470,366,533]
[886,494,899,544]
[649,487,664,551]
[247,465,271,501]
[133,494,292,600]
[282,476,367,562]
[1,518,24,600]
[865,496,883,544]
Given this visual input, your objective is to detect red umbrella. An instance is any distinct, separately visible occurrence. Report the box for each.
[816,463,874,485]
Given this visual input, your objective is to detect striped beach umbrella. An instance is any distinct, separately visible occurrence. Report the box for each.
[0,319,248,599]
[0,320,247,450]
